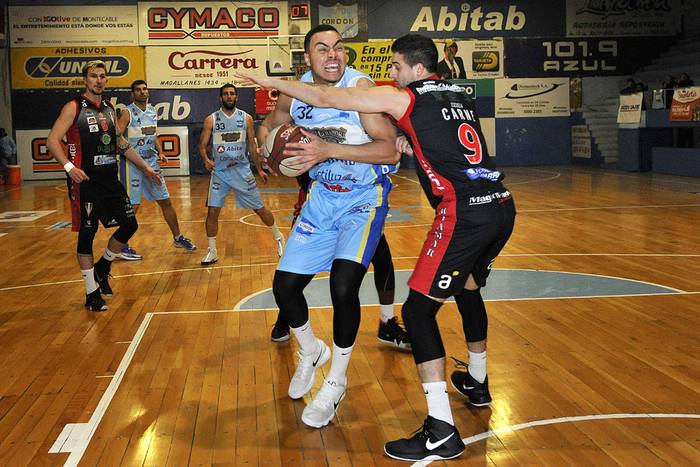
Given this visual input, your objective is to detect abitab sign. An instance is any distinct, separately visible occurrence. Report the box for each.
[367,1,566,38]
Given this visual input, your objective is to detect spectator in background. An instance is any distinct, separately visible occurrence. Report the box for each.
[661,75,677,108]
[676,73,694,88]
[436,40,466,80]
[620,78,637,95]
[0,128,17,165]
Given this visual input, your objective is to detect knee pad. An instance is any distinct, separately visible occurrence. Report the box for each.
[77,226,98,255]
[113,218,138,244]
[273,270,313,328]
[455,288,487,342]
[401,289,444,364]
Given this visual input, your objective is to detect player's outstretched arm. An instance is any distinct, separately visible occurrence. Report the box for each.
[235,72,409,120]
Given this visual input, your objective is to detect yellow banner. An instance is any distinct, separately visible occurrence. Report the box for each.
[11,46,145,89]
[344,41,394,82]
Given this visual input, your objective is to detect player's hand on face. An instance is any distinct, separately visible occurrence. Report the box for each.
[204,158,215,172]
[396,135,414,156]
[68,167,89,183]
[283,128,329,168]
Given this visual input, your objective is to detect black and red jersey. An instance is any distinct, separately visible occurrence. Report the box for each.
[395,77,505,208]
[65,95,119,180]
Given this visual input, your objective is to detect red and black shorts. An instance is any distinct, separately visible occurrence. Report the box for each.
[68,176,135,233]
[408,189,516,299]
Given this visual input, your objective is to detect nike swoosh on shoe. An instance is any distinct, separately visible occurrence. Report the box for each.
[425,432,454,451]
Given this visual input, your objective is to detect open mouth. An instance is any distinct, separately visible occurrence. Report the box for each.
[324,63,340,73]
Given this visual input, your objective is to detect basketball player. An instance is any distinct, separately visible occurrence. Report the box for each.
[255,25,399,429]
[198,83,284,265]
[116,80,196,260]
[47,60,162,311]
[239,33,516,461]
[270,173,410,352]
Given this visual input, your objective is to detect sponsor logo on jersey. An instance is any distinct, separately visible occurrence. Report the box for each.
[89,124,99,133]
[94,154,116,165]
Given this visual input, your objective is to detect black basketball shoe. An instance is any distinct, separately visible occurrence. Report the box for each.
[450,357,492,407]
[85,289,108,312]
[270,314,290,342]
[377,317,411,350]
[94,258,113,297]
[384,416,465,461]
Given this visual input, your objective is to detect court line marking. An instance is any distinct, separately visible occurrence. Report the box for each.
[50,304,700,466]
[231,268,687,311]
[412,413,700,467]
[2,260,699,293]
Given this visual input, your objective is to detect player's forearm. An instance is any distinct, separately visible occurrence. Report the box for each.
[47,137,69,165]
[198,145,210,163]
[123,147,152,173]
[326,140,400,165]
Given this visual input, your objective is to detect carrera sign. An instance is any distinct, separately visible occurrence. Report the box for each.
[146,46,267,89]
[138,2,288,45]
[11,47,145,89]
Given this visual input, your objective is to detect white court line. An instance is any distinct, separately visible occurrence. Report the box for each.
[3,259,700,293]
[49,304,700,466]
[412,413,700,467]
[50,313,153,466]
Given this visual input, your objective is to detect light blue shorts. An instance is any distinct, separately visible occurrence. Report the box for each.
[207,168,264,209]
[278,179,392,274]
[120,158,169,205]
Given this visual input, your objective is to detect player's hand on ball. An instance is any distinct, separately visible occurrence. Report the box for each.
[283,128,329,173]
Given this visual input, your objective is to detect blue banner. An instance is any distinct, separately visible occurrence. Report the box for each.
[12,88,255,130]
[504,37,678,77]
[367,0,566,39]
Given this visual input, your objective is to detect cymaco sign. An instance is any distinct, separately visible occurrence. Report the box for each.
[146,46,268,89]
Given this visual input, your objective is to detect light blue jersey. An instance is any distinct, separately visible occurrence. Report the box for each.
[120,103,169,203]
[290,68,397,189]
[278,68,394,273]
[207,108,263,209]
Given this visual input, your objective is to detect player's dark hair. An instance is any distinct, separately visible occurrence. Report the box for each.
[304,24,340,52]
[131,80,147,91]
[391,34,438,73]
[219,83,237,97]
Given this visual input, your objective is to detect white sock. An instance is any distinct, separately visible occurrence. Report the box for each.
[423,381,454,425]
[270,222,283,240]
[468,350,487,383]
[327,343,353,385]
[81,268,98,294]
[290,321,317,355]
[102,249,117,262]
[379,304,395,323]
[208,236,217,251]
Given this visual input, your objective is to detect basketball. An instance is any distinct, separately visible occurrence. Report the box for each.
[263,123,309,177]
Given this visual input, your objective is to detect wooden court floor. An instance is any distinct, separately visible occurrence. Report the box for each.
[0,166,698,466]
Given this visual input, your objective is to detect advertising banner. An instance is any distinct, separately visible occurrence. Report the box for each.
[317,0,366,40]
[571,124,591,158]
[345,41,393,82]
[12,89,255,129]
[504,37,676,77]
[566,0,681,37]
[453,39,503,79]
[617,93,643,124]
[11,47,145,90]
[669,87,700,121]
[367,0,566,39]
[138,2,288,45]
[17,126,190,180]
[495,78,570,118]
[146,46,268,89]
[9,6,138,47]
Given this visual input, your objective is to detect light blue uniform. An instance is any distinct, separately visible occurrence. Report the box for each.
[279,68,397,274]
[119,103,169,203]
[207,108,264,209]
